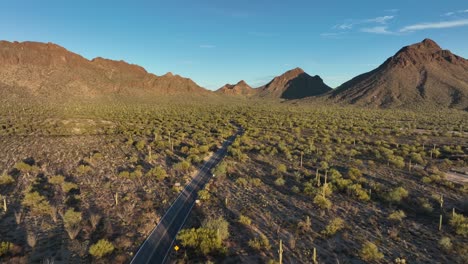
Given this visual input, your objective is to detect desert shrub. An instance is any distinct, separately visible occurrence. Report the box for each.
[449,212,468,237]
[76,165,92,175]
[146,166,167,180]
[198,189,210,201]
[335,178,352,191]
[346,184,370,202]
[14,161,37,173]
[386,187,409,204]
[62,182,78,193]
[322,217,344,236]
[89,239,114,258]
[438,237,452,252]
[0,241,12,256]
[329,168,342,181]
[135,140,145,151]
[291,186,300,193]
[239,215,252,226]
[212,162,227,177]
[276,164,287,174]
[48,175,65,185]
[250,178,262,187]
[418,198,434,214]
[359,241,384,261]
[388,210,406,222]
[173,161,191,173]
[235,177,248,188]
[0,172,14,185]
[63,209,82,239]
[203,217,229,241]
[347,167,362,180]
[274,177,285,186]
[313,194,332,209]
[248,234,271,250]
[22,191,52,216]
[177,228,222,254]
[389,156,405,169]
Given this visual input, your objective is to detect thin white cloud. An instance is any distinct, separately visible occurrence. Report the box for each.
[442,9,468,16]
[366,16,394,24]
[400,19,468,32]
[199,44,216,48]
[361,26,395,34]
[334,15,395,31]
[385,9,399,13]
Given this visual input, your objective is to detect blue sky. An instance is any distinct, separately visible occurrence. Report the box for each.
[1,0,467,89]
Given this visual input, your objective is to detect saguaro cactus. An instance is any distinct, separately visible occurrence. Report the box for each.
[278,239,283,264]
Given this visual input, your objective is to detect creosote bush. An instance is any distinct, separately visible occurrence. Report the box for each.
[449,212,468,237]
[248,234,271,251]
[89,239,115,259]
[359,241,384,261]
[322,217,344,236]
[0,172,14,185]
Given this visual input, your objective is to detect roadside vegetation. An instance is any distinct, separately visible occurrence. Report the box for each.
[0,99,467,263]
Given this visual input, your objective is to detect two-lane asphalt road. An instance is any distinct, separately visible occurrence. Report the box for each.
[130,126,243,264]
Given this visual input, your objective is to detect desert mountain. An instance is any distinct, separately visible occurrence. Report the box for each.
[0,41,208,100]
[257,68,332,99]
[330,39,468,109]
[216,80,256,96]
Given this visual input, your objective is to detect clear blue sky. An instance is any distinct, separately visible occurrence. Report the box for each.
[1,0,467,89]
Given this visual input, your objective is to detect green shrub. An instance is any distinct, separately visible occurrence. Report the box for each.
[63,209,82,239]
[89,239,114,258]
[0,241,12,256]
[449,212,468,237]
[0,172,14,185]
[239,215,252,226]
[386,187,409,204]
[388,210,406,222]
[146,166,167,180]
[235,177,248,188]
[347,167,362,180]
[274,177,285,186]
[177,228,222,254]
[22,191,52,216]
[276,164,287,174]
[438,237,452,252]
[335,178,352,191]
[76,165,92,175]
[198,189,210,201]
[313,194,332,209]
[62,182,78,193]
[248,234,271,250]
[346,184,370,202]
[359,241,384,261]
[321,217,344,236]
[203,217,229,241]
[48,175,65,185]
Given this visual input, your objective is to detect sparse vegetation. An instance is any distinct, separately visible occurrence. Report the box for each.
[89,239,115,259]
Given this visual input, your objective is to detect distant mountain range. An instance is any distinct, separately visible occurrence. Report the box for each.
[0,41,208,100]
[215,67,332,99]
[0,39,467,109]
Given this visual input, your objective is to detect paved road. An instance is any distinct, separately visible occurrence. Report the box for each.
[130,126,243,264]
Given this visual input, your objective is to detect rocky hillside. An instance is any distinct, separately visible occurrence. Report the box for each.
[216,80,256,96]
[257,68,332,99]
[0,41,209,101]
[330,39,468,109]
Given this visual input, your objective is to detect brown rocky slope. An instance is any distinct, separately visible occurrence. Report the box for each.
[216,80,256,96]
[257,68,332,99]
[0,41,209,101]
[329,39,468,109]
